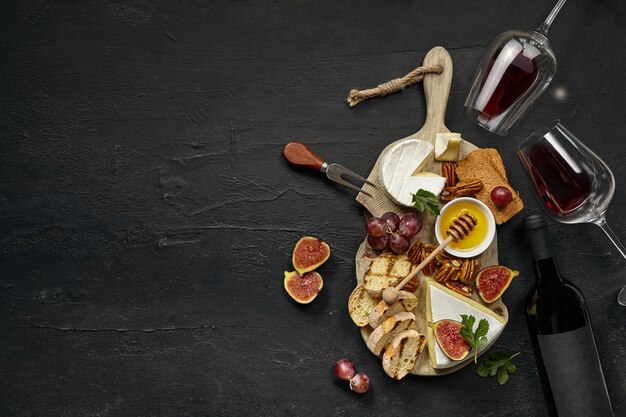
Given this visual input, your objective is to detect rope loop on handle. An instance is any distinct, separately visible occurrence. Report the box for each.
[347,64,443,107]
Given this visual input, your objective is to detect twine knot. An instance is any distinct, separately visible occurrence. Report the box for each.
[347,64,443,107]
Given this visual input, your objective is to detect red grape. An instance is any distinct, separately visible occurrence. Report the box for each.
[333,358,356,381]
[399,213,422,237]
[349,373,370,394]
[490,186,513,208]
[367,234,389,251]
[389,234,410,254]
[364,217,385,237]
[381,212,400,232]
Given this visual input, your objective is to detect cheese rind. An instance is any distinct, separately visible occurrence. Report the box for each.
[380,140,445,207]
[434,133,462,162]
[425,279,506,369]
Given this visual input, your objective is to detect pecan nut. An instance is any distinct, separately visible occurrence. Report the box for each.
[434,259,461,283]
[457,258,480,284]
[456,180,484,197]
[440,188,456,202]
[436,251,464,268]
[436,251,452,266]
[445,280,473,297]
[440,179,484,202]
[419,244,437,276]
[403,277,420,293]
[407,241,422,264]
[441,162,458,188]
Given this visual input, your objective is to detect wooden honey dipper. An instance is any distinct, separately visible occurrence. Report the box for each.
[382,212,478,305]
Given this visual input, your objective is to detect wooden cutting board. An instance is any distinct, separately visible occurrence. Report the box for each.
[353,46,507,376]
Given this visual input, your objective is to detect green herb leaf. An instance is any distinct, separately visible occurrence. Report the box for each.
[497,364,510,385]
[475,319,489,353]
[411,189,440,215]
[476,351,520,386]
[460,314,489,363]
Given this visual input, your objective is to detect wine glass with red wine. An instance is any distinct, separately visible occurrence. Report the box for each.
[465,0,566,135]
[518,123,626,305]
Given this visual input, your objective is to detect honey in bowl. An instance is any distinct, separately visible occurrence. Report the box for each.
[439,200,489,250]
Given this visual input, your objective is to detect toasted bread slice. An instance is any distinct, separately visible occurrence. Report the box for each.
[366,311,415,356]
[382,329,426,380]
[348,284,380,327]
[363,253,413,296]
[369,291,418,328]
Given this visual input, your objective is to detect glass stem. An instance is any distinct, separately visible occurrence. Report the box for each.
[593,216,626,260]
[594,217,626,306]
[536,0,567,36]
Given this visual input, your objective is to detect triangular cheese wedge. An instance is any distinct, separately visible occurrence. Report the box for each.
[434,133,462,162]
[425,279,506,369]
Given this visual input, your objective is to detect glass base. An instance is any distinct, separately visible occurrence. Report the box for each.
[464,106,511,136]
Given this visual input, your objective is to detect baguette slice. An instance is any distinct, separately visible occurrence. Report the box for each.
[382,329,426,380]
[363,253,412,296]
[348,284,380,327]
[366,311,415,356]
[369,291,418,328]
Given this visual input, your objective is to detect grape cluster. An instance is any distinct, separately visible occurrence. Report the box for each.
[364,212,423,254]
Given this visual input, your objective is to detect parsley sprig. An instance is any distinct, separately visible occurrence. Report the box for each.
[411,189,440,215]
[476,351,521,385]
[459,314,489,364]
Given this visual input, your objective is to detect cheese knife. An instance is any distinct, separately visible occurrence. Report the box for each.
[283,142,376,197]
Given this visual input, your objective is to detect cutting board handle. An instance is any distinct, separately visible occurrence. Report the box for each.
[421,46,453,135]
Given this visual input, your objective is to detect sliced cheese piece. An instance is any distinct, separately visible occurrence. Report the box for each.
[434,133,462,162]
[425,279,506,369]
[413,171,440,178]
[380,140,445,207]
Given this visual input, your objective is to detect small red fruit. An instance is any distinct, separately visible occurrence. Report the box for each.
[476,265,519,303]
[283,271,323,304]
[333,358,356,381]
[381,212,400,232]
[490,186,513,208]
[349,373,370,394]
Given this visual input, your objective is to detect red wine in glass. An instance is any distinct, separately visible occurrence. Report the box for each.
[526,142,592,214]
[477,42,540,122]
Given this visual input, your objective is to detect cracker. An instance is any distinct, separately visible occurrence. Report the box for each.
[456,148,523,224]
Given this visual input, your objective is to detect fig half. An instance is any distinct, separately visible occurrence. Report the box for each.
[292,236,330,274]
[476,265,519,303]
[284,271,323,304]
[432,319,471,361]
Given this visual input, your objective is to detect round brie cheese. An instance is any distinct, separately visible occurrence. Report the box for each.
[379,139,446,207]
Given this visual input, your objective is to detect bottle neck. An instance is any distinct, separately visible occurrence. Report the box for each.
[527,224,554,260]
[525,219,562,287]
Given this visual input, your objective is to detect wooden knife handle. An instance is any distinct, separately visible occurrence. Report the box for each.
[283,142,325,171]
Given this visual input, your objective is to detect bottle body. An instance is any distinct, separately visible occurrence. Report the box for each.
[524,215,612,417]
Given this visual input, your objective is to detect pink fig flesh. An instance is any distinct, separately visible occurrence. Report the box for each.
[292,236,330,273]
[283,271,323,304]
[476,265,519,303]
[433,319,471,361]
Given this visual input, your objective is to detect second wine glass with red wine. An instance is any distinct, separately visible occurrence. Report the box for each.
[518,123,626,305]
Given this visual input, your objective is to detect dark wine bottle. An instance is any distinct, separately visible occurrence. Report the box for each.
[523,214,613,417]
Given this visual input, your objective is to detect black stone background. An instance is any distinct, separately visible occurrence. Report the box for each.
[1,1,624,416]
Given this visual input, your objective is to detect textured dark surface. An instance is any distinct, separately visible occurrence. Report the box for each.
[1,1,625,416]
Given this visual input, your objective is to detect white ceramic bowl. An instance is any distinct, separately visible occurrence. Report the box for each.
[434,197,496,258]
